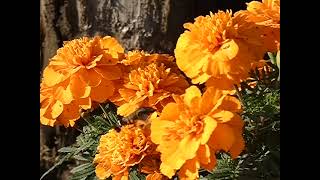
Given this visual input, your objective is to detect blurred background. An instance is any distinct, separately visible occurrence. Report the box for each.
[40,0,251,179]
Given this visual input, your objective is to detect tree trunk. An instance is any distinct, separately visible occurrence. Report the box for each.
[40,0,251,179]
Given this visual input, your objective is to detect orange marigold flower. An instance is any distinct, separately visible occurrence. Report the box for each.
[40,36,124,127]
[150,86,245,179]
[234,0,280,52]
[175,10,278,89]
[40,82,91,127]
[114,51,189,117]
[238,0,280,28]
[94,124,154,180]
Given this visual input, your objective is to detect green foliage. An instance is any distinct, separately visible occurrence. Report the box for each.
[129,166,146,180]
[204,153,240,180]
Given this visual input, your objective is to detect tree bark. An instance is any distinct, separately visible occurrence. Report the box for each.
[40,0,251,179]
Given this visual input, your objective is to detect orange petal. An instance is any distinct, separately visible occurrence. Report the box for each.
[191,73,211,84]
[200,151,217,171]
[54,86,73,104]
[229,131,245,159]
[150,118,175,144]
[90,79,115,103]
[42,66,69,87]
[178,157,200,180]
[40,115,56,127]
[201,86,223,114]
[218,96,242,112]
[51,100,64,119]
[40,98,51,116]
[211,110,235,123]
[148,93,171,107]
[78,68,102,87]
[207,124,235,152]
[159,103,180,121]
[69,74,91,99]
[100,36,125,59]
[197,144,211,165]
[57,102,81,127]
[183,86,202,108]
[94,65,122,80]
[160,135,201,176]
[77,97,92,110]
[119,88,137,102]
[95,164,111,180]
[117,102,140,117]
[205,76,236,91]
[201,116,217,144]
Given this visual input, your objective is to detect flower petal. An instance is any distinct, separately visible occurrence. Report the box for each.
[183,86,202,108]
[119,88,137,102]
[42,66,69,87]
[159,103,180,121]
[151,118,176,144]
[200,151,217,171]
[211,110,235,122]
[78,68,102,87]
[197,144,211,165]
[207,124,235,152]
[51,100,64,119]
[90,79,115,103]
[57,102,81,127]
[69,74,91,99]
[94,65,122,80]
[201,116,217,144]
[78,97,92,110]
[178,157,200,180]
[160,135,201,177]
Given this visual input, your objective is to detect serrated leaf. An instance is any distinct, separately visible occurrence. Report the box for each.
[73,155,90,162]
[71,169,95,180]
[75,139,95,154]
[58,147,76,153]
[40,153,73,180]
[71,163,93,174]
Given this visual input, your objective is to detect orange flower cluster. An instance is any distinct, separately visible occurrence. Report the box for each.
[175,0,280,91]
[112,51,189,117]
[94,120,167,180]
[150,86,244,179]
[40,36,124,127]
[40,1,280,179]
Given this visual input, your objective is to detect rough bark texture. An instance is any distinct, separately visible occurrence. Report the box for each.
[40,0,250,179]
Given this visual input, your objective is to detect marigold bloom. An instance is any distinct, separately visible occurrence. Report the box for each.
[114,51,189,117]
[94,124,154,180]
[151,86,245,179]
[235,0,280,52]
[40,82,91,127]
[40,36,124,127]
[175,10,278,89]
[237,0,280,28]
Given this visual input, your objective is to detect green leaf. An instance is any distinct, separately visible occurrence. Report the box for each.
[70,163,94,174]
[40,153,73,180]
[58,147,76,153]
[129,167,146,180]
[73,155,91,162]
[71,163,95,180]
[267,52,276,65]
